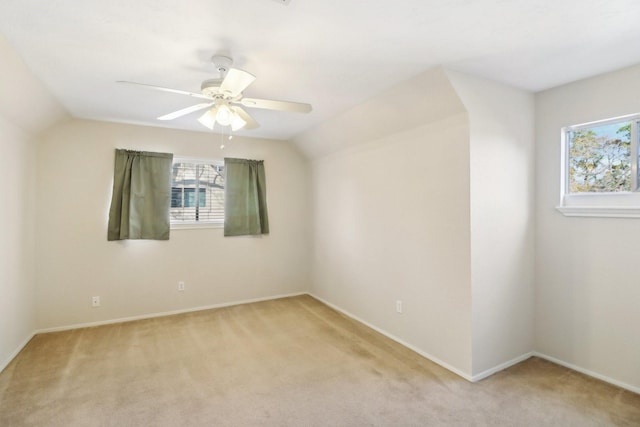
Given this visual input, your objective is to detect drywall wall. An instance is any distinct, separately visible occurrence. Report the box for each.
[0,34,67,371]
[0,35,67,133]
[302,68,474,377]
[536,64,640,390]
[302,67,537,379]
[35,119,311,329]
[0,116,37,371]
[447,71,535,377]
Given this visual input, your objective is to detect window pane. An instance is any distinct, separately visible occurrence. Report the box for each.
[199,188,206,207]
[568,121,631,193]
[184,188,196,207]
[171,187,182,208]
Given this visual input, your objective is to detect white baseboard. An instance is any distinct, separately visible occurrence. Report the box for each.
[2,293,304,374]
[310,293,640,393]
[314,292,640,392]
[533,352,640,395]
[308,293,475,381]
[309,293,538,383]
[471,352,534,382]
[12,293,638,396]
[0,332,36,374]
[36,292,307,334]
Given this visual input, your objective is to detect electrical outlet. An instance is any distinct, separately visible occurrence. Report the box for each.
[92,296,101,307]
[396,300,403,313]
[178,281,185,291]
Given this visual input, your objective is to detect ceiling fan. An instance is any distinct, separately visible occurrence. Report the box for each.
[118,55,312,131]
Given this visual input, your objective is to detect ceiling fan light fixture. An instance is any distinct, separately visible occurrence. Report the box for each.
[197,108,217,130]
[215,104,233,126]
[198,105,246,131]
[231,114,247,131]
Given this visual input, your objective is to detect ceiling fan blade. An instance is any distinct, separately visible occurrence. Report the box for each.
[219,69,256,97]
[240,97,312,113]
[158,102,214,120]
[117,81,212,101]
[232,107,260,130]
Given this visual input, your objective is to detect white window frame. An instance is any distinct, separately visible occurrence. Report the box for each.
[170,157,225,229]
[557,113,640,218]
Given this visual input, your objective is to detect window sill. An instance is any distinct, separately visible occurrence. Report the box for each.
[171,222,224,230]
[558,192,640,218]
[556,205,640,218]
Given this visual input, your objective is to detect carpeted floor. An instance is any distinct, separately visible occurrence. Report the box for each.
[0,295,638,426]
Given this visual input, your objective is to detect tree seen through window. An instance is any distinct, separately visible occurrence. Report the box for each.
[568,121,632,193]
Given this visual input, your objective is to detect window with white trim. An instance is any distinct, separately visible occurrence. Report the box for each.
[170,158,224,227]
[558,113,640,217]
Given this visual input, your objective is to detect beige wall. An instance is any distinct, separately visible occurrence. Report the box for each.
[301,68,474,377]
[536,64,640,391]
[448,71,536,377]
[0,35,67,371]
[303,68,538,379]
[35,119,311,330]
[0,36,67,134]
[0,116,37,370]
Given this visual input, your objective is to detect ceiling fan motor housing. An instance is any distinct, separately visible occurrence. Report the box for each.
[201,78,225,97]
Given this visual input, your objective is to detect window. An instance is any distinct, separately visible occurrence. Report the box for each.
[558,113,640,217]
[170,159,224,227]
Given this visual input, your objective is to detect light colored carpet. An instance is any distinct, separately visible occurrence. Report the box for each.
[0,295,638,426]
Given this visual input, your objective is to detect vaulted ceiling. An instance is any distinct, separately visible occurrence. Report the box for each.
[1,0,639,140]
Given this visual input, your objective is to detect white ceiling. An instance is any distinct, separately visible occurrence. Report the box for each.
[1,0,640,141]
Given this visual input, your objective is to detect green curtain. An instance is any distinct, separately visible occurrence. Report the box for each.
[224,158,269,236]
[107,149,173,241]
